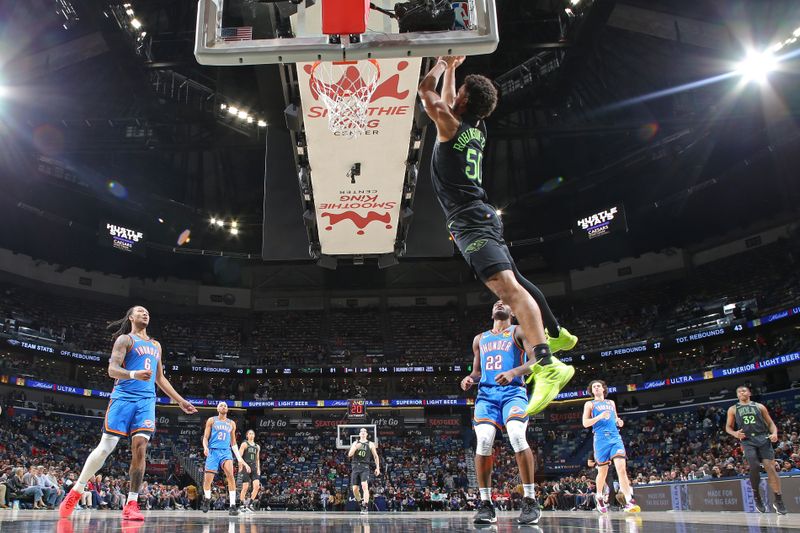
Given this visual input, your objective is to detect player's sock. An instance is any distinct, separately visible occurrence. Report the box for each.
[72,482,86,494]
[127,492,138,504]
[229,491,236,507]
[204,490,211,500]
[523,484,536,499]
[532,344,553,366]
[479,488,492,501]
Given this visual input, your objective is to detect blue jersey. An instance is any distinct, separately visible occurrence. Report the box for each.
[478,326,525,388]
[111,333,159,401]
[209,416,234,450]
[590,400,619,437]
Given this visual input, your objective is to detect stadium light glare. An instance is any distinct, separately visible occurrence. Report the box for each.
[220,103,227,110]
[215,219,224,227]
[228,106,238,115]
[735,50,777,83]
[209,217,217,225]
[130,18,142,29]
[257,120,267,128]
[230,220,238,229]
[230,228,239,236]
[237,110,248,119]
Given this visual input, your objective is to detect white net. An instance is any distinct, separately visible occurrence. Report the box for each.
[309,60,381,139]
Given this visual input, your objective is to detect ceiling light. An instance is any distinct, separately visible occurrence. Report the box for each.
[220,103,227,110]
[210,217,218,225]
[736,50,777,83]
[237,110,248,119]
[257,120,267,128]
[246,117,254,124]
[230,228,239,236]
[230,220,238,229]
[228,106,238,115]
[215,219,224,227]
[130,18,142,29]
[126,8,134,16]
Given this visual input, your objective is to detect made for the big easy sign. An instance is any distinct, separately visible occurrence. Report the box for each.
[296,58,421,255]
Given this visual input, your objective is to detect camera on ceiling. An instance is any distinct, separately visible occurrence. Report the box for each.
[393,0,456,33]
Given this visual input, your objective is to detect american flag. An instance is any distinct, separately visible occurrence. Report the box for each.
[221,26,253,42]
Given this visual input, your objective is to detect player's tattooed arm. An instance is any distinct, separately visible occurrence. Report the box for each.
[107,335,135,380]
[461,334,482,391]
[725,406,746,440]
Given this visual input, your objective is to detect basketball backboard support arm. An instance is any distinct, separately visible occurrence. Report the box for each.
[195,0,498,65]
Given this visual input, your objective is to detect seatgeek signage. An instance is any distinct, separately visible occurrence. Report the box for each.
[296,58,422,255]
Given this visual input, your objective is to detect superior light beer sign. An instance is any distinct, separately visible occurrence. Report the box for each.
[574,203,628,242]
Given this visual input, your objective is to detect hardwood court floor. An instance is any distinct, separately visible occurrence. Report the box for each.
[2,509,798,532]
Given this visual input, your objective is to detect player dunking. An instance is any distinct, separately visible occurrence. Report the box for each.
[201,402,247,516]
[238,430,261,512]
[419,56,576,415]
[725,384,787,514]
[59,306,197,521]
[461,300,541,525]
[347,427,380,515]
[582,380,639,513]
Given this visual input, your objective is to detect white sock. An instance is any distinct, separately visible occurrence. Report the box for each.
[479,488,492,501]
[72,483,86,494]
[204,490,211,500]
[126,492,138,504]
[523,484,535,499]
[229,491,236,507]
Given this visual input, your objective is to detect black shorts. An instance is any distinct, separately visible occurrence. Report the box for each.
[238,466,259,484]
[448,202,512,282]
[742,439,775,462]
[351,466,370,486]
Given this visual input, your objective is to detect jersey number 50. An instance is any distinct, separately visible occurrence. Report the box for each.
[465,148,483,185]
[485,355,503,371]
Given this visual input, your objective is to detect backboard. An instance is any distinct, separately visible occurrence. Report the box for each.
[207,1,492,262]
[195,0,498,66]
[336,424,378,450]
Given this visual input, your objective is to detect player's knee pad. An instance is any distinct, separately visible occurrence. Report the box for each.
[474,424,497,456]
[505,420,530,453]
[96,433,120,458]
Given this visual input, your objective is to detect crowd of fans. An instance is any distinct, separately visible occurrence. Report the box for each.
[2,385,800,513]
[0,236,798,369]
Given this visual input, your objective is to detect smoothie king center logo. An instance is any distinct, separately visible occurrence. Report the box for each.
[303,60,413,131]
[319,190,396,235]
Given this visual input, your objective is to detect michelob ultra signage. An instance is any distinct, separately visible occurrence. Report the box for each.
[99,222,146,256]
[574,203,628,242]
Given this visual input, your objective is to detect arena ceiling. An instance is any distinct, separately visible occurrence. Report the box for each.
[0,0,798,286]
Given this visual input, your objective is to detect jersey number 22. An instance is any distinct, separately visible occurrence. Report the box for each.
[485,355,503,371]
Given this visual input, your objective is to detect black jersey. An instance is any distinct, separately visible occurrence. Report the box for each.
[431,117,489,220]
[734,402,770,444]
[351,441,371,467]
[242,442,260,466]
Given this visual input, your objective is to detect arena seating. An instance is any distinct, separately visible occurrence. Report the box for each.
[0,237,797,368]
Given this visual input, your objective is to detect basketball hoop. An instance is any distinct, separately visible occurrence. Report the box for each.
[309,60,381,139]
